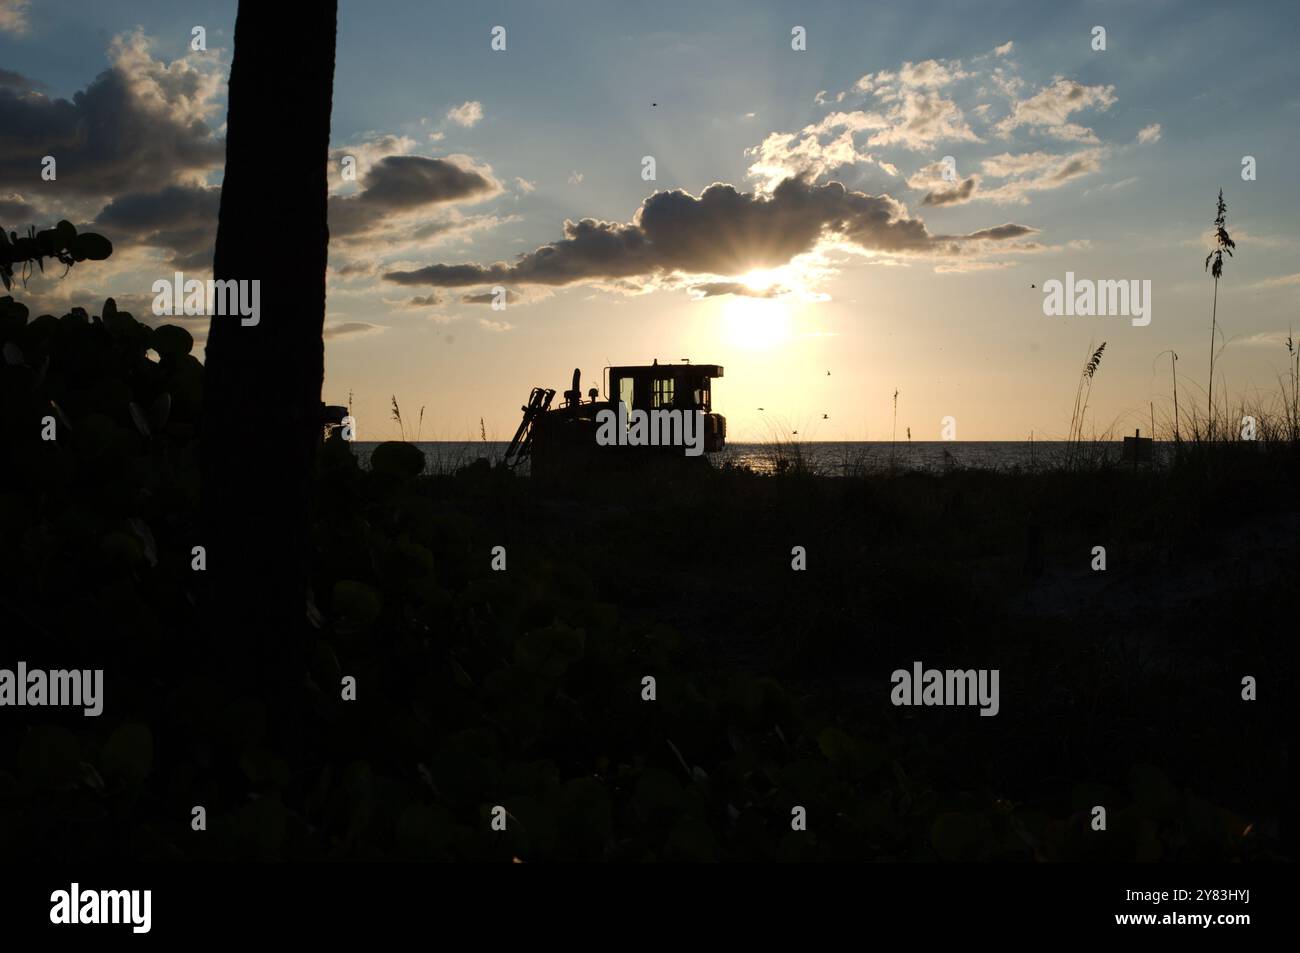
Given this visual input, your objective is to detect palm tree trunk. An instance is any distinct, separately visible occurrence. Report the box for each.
[201,1,338,687]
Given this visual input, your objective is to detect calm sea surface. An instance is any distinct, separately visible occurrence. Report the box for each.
[351,440,1175,475]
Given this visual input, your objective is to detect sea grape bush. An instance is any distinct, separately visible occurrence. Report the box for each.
[0,221,113,292]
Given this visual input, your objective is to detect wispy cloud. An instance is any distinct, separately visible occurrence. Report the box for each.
[993,78,1117,142]
[744,41,1118,215]
[384,293,441,308]
[446,100,483,127]
[1235,330,1296,347]
[1247,273,1300,290]
[324,321,387,340]
[461,288,520,305]
[1136,123,1162,144]
[0,0,31,35]
[689,281,789,299]
[1083,176,1139,196]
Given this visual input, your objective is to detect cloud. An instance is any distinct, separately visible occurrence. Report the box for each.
[327,154,500,238]
[568,171,584,185]
[0,30,225,197]
[1136,123,1162,144]
[994,78,1117,142]
[904,147,1102,206]
[856,58,968,94]
[327,134,418,190]
[349,155,493,208]
[975,148,1105,203]
[0,0,31,34]
[987,66,1026,100]
[921,175,978,207]
[933,259,1017,274]
[1083,176,1138,195]
[981,151,1071,178]
[92,183,220,269]
[689,281,788,298]
[1235,330,1296,347]
[0,69,38,90]
[747,113,894,190]
[749,44,1127,218]
[1182,227,1289,251]
[1246,273,1300,290]
[959,223,1035,242]
[461,288,520,305]
[332,260,380,278]
[869,89,980,150]
[848,59,981,151]
[383,176,1036,290]
[897,59,969,89]
[478,318,513,332]
[446,100,483,127]
[323,320,387,340]
[752,56,984,187]
[0,191,37,221]
[514,177,536,193]
[400,293,441,307]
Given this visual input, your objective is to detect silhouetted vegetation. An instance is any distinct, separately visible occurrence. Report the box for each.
[1,295,1289,861]
[0,221,113,293]
[1204,189,1237,439]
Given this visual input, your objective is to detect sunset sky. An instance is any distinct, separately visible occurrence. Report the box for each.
[2,0,1298,441]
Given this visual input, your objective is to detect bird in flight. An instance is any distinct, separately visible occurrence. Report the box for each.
[822,414,829,419]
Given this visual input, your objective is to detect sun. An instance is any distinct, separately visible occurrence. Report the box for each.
[739,268,783,292]
[722,292,791,351]
[705,267,806,351]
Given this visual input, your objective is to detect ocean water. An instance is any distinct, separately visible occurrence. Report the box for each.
[350,440,1175,475]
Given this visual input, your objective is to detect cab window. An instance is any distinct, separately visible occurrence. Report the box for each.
[652,377,674,408]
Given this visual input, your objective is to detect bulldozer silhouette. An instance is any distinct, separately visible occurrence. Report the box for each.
[504,360,726,478]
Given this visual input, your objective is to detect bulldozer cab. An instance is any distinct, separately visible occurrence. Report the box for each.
[606,360,721,416]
